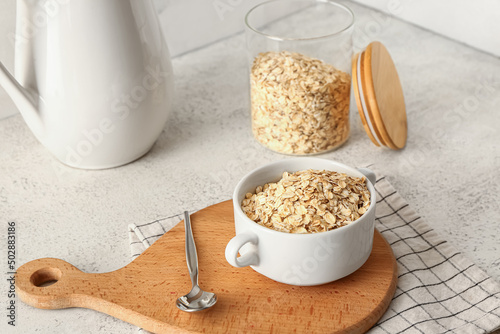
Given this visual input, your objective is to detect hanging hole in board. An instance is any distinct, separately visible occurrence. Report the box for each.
[30,267,62,287]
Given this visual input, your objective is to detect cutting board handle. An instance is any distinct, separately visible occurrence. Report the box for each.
[15,257,91,309]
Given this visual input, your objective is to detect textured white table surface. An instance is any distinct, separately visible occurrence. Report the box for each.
[1,2,499,333]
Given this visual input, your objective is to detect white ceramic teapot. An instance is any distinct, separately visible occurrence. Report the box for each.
[0,0,174,169]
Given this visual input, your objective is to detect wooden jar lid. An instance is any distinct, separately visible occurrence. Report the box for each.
[352,41,407,149]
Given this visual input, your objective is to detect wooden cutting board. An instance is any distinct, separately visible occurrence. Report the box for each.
[16,200,397,333]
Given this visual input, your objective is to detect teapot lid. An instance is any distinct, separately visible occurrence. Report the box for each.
[352,41,407,150]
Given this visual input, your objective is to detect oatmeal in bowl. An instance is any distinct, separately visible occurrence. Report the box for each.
[241,169,370,234]
[226,158,377,286]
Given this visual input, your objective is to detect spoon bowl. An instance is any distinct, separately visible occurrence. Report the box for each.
[176,286,218,312]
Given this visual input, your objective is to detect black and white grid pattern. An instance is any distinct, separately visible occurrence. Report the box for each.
[129,175,500,333]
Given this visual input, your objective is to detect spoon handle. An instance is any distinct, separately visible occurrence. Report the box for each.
[183,211,199,287]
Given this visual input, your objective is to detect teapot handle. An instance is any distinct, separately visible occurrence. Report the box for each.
[0,0,42,135]
[14,0,38,95]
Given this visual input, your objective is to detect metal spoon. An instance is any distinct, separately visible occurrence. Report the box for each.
[176,211,217,312]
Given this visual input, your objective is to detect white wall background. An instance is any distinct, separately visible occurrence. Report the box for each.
[1,0,499,120]
[350,0,500,57]
[154,0,263,57]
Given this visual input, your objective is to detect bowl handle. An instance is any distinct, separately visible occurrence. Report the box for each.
[225,232,259,267]
[357,167,376,185]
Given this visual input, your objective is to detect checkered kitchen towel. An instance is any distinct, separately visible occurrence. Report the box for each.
[129,174,500,333]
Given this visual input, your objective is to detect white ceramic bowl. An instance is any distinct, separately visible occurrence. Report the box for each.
[225,158,376,286]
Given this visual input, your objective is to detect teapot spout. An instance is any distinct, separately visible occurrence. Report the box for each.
[0,61,43,136]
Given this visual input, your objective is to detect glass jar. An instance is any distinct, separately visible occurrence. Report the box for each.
[245,0,354,155]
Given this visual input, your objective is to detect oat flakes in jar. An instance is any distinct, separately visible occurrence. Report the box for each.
[245,0,354,155]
